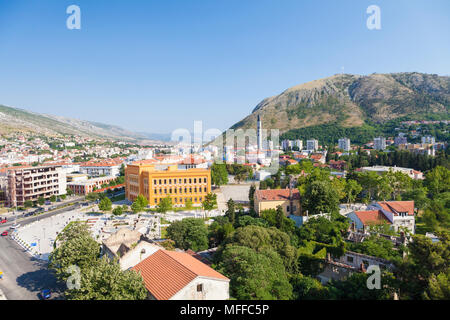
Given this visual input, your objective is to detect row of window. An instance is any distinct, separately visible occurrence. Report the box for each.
[154,196,203,204]
[154,187,208,195]
[153,177,207,185]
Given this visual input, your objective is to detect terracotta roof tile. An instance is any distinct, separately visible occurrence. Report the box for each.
[354,210,391,226]
[377,201,415,216]
[132,249,228,300]
[255,188,300,201]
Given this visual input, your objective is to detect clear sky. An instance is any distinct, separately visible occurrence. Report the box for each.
[0,0,449,134]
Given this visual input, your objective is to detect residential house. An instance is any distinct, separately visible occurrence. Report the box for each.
[133,249,230,300]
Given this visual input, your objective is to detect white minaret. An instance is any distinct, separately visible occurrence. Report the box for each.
[257,114,262,151]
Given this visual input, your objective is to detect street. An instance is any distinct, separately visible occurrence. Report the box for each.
[0,199,86,300]
[0,234,62,300]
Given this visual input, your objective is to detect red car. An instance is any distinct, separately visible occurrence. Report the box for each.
[1,231,8,236]
[0,220,7,224]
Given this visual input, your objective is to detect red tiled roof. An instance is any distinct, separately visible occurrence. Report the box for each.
[377,201,415,216]
[255,188,300,201]
[354,210,391,226]
[132,250,228,300]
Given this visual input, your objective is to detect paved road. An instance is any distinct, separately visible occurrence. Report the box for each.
[0,235,62,300]
[0,201,85,300]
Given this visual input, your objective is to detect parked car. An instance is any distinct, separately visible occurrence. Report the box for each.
[1,231,8,236]
[40,289,51,300]
[0,219,7,224]
[10,224,20,230]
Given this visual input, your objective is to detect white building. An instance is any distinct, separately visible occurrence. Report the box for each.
[338,138,351,152]
[347,201,415,234]
[421,136,436,144]
[133,249,230,300]
[361,166,423,180]
[294,139,303,150]
[374,137,386,150]
[306,139,319,151]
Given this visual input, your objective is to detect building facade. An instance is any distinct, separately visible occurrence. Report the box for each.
[338,138,351,152]
[374,137,386,150]
[254,188,301,216]
[125,164,211,206]
[67,176,116,195]
[5,165,67,207]
[306,139,319,151]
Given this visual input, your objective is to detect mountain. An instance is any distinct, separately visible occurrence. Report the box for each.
[228,72,450,142]
[0,104,145,141]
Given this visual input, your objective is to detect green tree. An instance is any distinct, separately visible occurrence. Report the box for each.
[24,200,33,208]
[66,257,147,300]
[98,197,112,212]
[49,222,100,282]
[131,195,149,214]
[157,195,173,213]
[211,163,228,186]
[166,218,209,251]
[222,225,298,271]
[201,193,217,216]
[344,179,362,204]
[112,206,123,216]
[216,245,293,300]
[49,195,57,202]
[225,199,236,226]
[425,166,450,198]
[303,180,340,215]
[38,197,45,206]
[66,188,73,196]
[184,198,193,210]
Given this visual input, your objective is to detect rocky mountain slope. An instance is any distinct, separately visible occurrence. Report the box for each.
[0,104,144,141]
[229,72,450,134]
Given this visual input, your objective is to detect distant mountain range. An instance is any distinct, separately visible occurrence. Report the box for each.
[0,104,172,143]
[228,72,450,140]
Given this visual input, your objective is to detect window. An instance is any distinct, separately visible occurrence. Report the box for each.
[204,178,207,183]
[179,179,182,184]
[153,179,157,185]
[169,179,172,184]
[194,178,197,183]
[204,187,207,192]
[347,256,354,263]
[164,179,167,184]
[159,189,162,194]
[194,187,197,193]
[287,206,290,212]
[184,178,187,183]
[159,179,162,184]
[164,189,167,194]
[197,284,203,292]
[189,178,192,183]
[194,198,197,203]
[189,188,192,193]
[169,188,172,194]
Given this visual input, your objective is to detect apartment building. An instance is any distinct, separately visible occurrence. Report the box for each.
[5,165,67,207]
[125,164,211,206]
[306,139,319,151]
[338,138,351,152]
[80,159,123,177]
[373,137,386,150]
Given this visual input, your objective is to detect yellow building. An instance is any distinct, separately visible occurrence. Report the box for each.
[125,164,211,206]
[254,188,301,216]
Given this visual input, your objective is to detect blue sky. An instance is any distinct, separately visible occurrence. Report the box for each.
[0,0,449,134]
